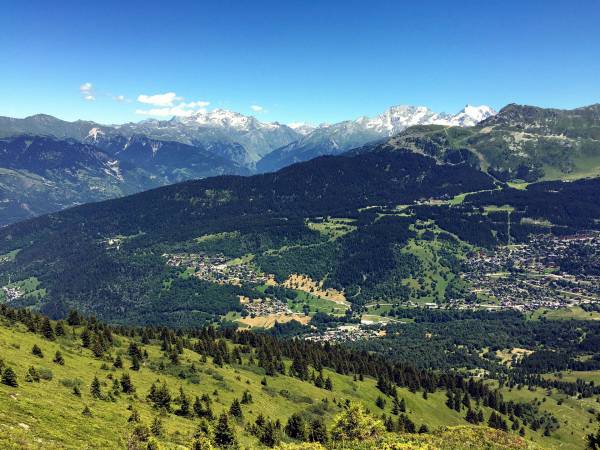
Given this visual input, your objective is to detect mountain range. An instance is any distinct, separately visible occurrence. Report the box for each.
[2,103,600,227]
[0,104,494,225]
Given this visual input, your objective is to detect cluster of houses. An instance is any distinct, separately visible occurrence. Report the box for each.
[463,233,600,311]
[1,285,23,303]
[242,297,293,317]
[164,252,268,286]
[304,324,385,343]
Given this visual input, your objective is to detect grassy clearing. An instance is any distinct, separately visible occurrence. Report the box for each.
[306,217,356,241]
[528,306,600,321]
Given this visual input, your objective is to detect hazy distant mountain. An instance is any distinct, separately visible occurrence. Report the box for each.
[0,134,246,226]
[255,105,496,172]
[115,109,301,165]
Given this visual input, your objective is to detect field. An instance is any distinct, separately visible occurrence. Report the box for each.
[528,306,600,321]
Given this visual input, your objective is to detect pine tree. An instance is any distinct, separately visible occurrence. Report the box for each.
[130,355,140,371]
[82,405,92,417]
[324,376,333,391]
[177,386,190,417]
[73,385,81,397]
[90,376,102,399]
[418,424,429,433]
[150,417,163,437]
[1,367,18,387]
[128,408,141,423]
[213,413,236,448]
[285,413,307,440]
[113,355,123,369]
[121,373,135,393]
[32,344,44,358]
[241,389,253,404]
[54,320,66,336]
[229,398,243,419]
[399,398,406,413]
[41,317,55,340]
[53,351,65,365]
[375,396,386,409]
[308,418,328,444]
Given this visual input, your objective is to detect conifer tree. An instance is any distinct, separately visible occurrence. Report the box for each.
[213,413,236,448]
[113,355,123,369]
[130,355,141,371]
[285,413,307,440]
[54,320,66,336]
[177,386,190,417]
[241,389,253,404]
[121,372,135,394]
[32,344,44,358]
[41,317,55,340]
[229,398,243,419]
[1,366,18,387]
[90,376,102,399]
[308,418,328,444]
[53,351,65,365]
[150,417,163,437]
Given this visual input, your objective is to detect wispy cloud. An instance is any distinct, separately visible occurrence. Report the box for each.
[137,92,180,107]
[135,93,210,117]
[79,82,95,101]
[250,105,264,112]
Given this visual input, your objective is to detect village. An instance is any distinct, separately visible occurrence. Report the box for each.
[462,232,600,311]
[303,324,386,343]
[164,252,268,286]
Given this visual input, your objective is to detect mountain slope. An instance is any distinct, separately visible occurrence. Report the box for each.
[0,148,495,324]
[0,306,578,450]
[376,104,600,182]
[256,105,495,173]
[0,135,246,226]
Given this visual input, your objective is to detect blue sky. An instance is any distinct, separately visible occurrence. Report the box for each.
[1,0,599,125]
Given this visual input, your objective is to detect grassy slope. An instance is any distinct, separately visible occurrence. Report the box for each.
[0,316,595,449]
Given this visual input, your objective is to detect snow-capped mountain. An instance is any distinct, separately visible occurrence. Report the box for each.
[0,104,495,174]
[111,109,301,165]
[256,105,496,172]
[287,122,316,136]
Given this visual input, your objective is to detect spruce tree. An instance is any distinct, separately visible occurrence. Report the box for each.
[150,417,163,437]
[121,372,135,393]
[214,413,236,448]
[1,367,18,387]
[41,317,55,340]
[90,376,102,399]
[54,320,66,337]
[308,418,328,444]
[53,351,65,365]
[113,355,123,369]
[285,413,307,440]
[31,344,44,358]
[229,398,243,419]
[177,386,190,417]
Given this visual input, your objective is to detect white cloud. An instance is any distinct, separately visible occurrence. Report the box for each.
[135,95,210,118]
[79,82,95,101]
[115,95,126,102]
[137,92,180,106]
[250,105,264,112]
